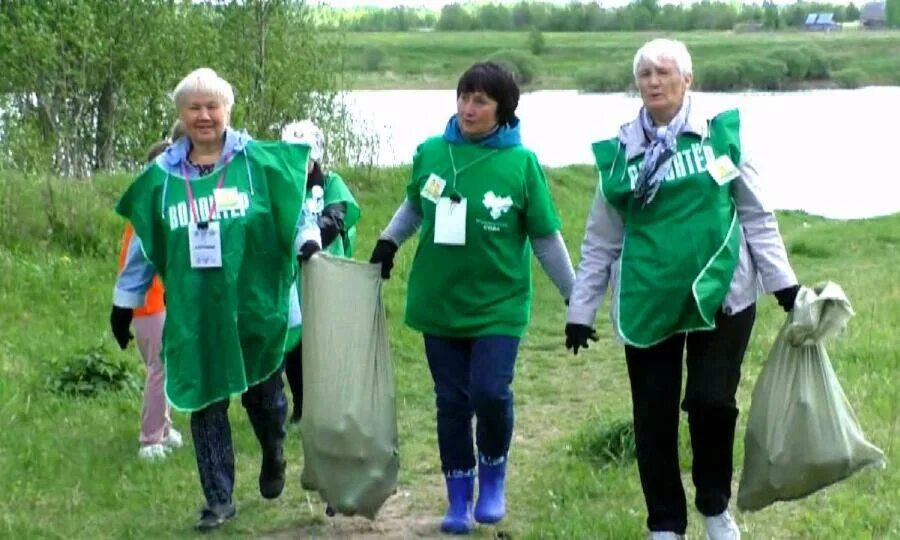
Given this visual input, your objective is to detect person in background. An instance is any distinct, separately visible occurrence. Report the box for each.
[280,119,360,425]
[109,68,313,531]
[117,139,182,461]
[565,39,801,540]
[369,62,576,534]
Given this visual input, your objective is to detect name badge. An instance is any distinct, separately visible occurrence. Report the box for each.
[434,197,467,246]
[213,187,242,212]
[421,173,447,204]
[707,155,740,185]
[188,221,223,268]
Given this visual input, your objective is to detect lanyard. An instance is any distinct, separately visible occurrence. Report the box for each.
[447,145,499,196]
[181,153,233,227]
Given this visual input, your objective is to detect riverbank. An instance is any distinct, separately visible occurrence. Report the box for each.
[341,30,900,91]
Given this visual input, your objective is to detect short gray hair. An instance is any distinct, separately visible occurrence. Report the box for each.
[172,67,235,112]
[632,39,693,79]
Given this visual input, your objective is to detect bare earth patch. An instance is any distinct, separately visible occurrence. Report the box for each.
[261,490,444,539]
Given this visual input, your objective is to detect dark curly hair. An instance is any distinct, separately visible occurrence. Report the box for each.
[456,61,520,126]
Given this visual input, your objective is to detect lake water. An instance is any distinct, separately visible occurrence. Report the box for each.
[342,87,900,220]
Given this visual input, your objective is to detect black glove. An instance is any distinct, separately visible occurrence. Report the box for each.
[565,323,599,355]
[319,202,347,249]
[369,239,399,279]
[298,240,321,262]
[110,305,134,350]
[774,284,800,312]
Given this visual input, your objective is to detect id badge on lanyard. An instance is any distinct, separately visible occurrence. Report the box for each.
[183,155,232,269]
[188,221,222,268]
[434,196,467,245]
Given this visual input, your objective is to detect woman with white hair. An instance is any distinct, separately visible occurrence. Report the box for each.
[565,39,801,540]
[280,119,360,425]
[109,68,312,531]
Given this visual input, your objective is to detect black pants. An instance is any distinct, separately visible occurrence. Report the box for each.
[624,305,756,534]
[284,342,303,418]
[190,366,287,508]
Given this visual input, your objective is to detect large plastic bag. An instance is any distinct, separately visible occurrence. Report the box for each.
[299,254,399,519]
[737,282,885,511]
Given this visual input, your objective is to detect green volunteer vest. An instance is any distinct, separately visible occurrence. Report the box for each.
[593,109,742,347]
[404,137,561,338]
[117,141,309,411]
[285,171,360,351]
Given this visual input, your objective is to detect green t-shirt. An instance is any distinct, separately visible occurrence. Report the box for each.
[404,136,561,338]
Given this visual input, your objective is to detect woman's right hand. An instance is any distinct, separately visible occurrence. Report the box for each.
[110,305,134,350]
[369,239,399,279]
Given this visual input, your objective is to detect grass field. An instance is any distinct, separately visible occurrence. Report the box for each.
[0,166,897,538]
[339,30,900,90]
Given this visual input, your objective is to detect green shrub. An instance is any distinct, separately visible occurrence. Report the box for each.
[696,61,741,91]
[361,46,386,72]
[827,52,853,74]
[48,344,140,398]
[528,27,546,56]
[487,49,539,85]
[574,67,633,92]
[832,67,866,89]
[739,57,788,90]
[768,48,812,79]
[801,45,831,79]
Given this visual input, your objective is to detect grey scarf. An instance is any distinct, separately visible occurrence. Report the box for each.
[634,98,690,207]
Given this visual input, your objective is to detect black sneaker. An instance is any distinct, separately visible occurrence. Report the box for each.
[259,455,286,499]
[195,503,236,532]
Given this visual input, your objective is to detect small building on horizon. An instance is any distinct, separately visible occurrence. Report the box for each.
[860,2,887,30]
[804,12,841,31]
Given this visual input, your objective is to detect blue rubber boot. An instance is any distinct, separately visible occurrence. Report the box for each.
[474,456,507,524]
[441,473,474,534]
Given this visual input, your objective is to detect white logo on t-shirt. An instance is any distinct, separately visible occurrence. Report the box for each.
[483,191,513,220]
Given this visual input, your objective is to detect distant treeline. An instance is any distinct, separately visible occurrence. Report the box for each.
[326,1,864,33]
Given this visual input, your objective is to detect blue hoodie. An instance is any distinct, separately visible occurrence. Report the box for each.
[442,115,522,149]
[113,128,254,308]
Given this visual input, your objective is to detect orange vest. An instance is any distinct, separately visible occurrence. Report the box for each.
[117,224,165,317]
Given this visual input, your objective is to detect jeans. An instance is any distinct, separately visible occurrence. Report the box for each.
[423,334,520,473]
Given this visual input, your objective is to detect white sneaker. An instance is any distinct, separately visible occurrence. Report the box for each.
[705,510,741,540]
[138,443,168,460]
[650,533,684,540]
[163,428,183,450]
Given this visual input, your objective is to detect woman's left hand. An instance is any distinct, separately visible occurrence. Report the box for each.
[774,285,801,312]
[565,323,599,355]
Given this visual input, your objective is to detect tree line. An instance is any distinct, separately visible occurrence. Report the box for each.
[332,1,868,33]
